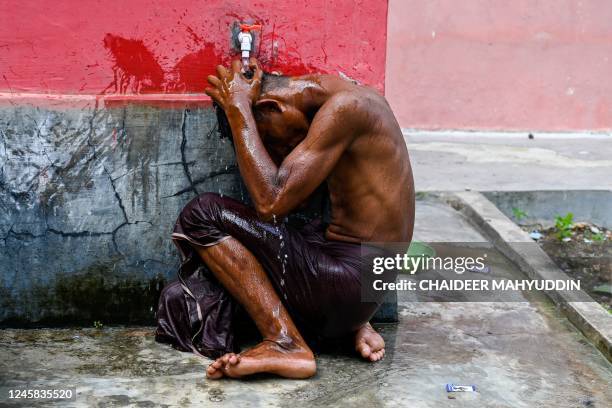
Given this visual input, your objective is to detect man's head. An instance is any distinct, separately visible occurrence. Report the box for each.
[215,72,314,161]
[252,73,313,157]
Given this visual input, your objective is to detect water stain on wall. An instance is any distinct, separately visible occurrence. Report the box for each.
[173,47,222,92]
[101,31,321,95]
[103,34,166,94]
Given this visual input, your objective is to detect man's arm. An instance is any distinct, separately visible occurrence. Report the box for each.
[205,61,358,220]
[234,95,356,219]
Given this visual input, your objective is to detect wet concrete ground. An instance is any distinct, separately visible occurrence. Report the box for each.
[1,196,610,407]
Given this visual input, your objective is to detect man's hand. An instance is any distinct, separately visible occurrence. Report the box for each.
[205,58,263,110]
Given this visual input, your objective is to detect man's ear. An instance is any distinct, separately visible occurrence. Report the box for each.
[254,98,285,113]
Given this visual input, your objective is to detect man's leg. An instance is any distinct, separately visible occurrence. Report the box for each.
[194,237,316,379]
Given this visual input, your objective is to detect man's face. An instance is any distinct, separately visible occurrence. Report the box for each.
[254,98,310,161]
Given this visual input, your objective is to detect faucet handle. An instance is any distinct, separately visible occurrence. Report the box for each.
[239,23,262,32]
[237,23,262,72]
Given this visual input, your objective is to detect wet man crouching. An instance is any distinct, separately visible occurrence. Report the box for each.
[155,58,415,379]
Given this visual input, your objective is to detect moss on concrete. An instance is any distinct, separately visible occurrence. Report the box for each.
[1,263,166,327]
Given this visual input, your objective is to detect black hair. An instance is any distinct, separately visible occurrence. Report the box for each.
[214,72,289,144]
[261,72,290,93]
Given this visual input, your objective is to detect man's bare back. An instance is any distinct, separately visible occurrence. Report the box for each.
[311,76,415,244]
[161,58,415,379]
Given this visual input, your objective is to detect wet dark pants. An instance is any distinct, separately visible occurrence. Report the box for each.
[155,193,387,358]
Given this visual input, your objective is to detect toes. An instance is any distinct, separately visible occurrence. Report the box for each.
[209,353,241,378]
[356,342,372,359]
[207,371,224,379]
[355,323,387,362]
[206,353,239,379]
[206,364,223,379]
[228,353,240,365]
[369,348,385,362]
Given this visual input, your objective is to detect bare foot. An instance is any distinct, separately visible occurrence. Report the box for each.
[355,323,385,362]
[206,352,239,380]
[206,340,316,379]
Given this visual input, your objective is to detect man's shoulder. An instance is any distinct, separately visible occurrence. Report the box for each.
[319,90,378,121]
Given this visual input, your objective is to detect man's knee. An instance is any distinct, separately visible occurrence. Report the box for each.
[196,192,226,211]
[179,192,226,225]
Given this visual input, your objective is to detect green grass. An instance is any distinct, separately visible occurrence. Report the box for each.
[512,207,528,222]
[554,212,574,241]
[587,231,605,242]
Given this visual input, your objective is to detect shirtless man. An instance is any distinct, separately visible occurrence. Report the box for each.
[166,58,414,379]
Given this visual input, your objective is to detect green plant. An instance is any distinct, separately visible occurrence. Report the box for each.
[93,320,103,329]
[554,212,574,240]
[512,207,528,222]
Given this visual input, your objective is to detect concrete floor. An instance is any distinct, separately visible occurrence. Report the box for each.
[405,132,612,191]
[1,196,611,407]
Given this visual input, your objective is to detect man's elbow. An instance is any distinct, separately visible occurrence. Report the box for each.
[254,178,288,221]
[254,199,285,222]
[255,203,278,222]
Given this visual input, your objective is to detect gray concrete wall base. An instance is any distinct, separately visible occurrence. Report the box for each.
[447,191,612,362]
[0,105,246,324]
[0,104,394,325]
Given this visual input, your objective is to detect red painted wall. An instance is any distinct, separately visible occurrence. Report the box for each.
[1,0,387,100]
[386,0,612,131]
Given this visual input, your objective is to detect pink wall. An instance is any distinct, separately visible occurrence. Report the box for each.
[386,0,612,131]
[0,0,387,103]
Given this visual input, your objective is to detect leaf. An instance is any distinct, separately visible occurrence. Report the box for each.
[404,241,436,274]
[406,241,436,258]
[512,207,527,221]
